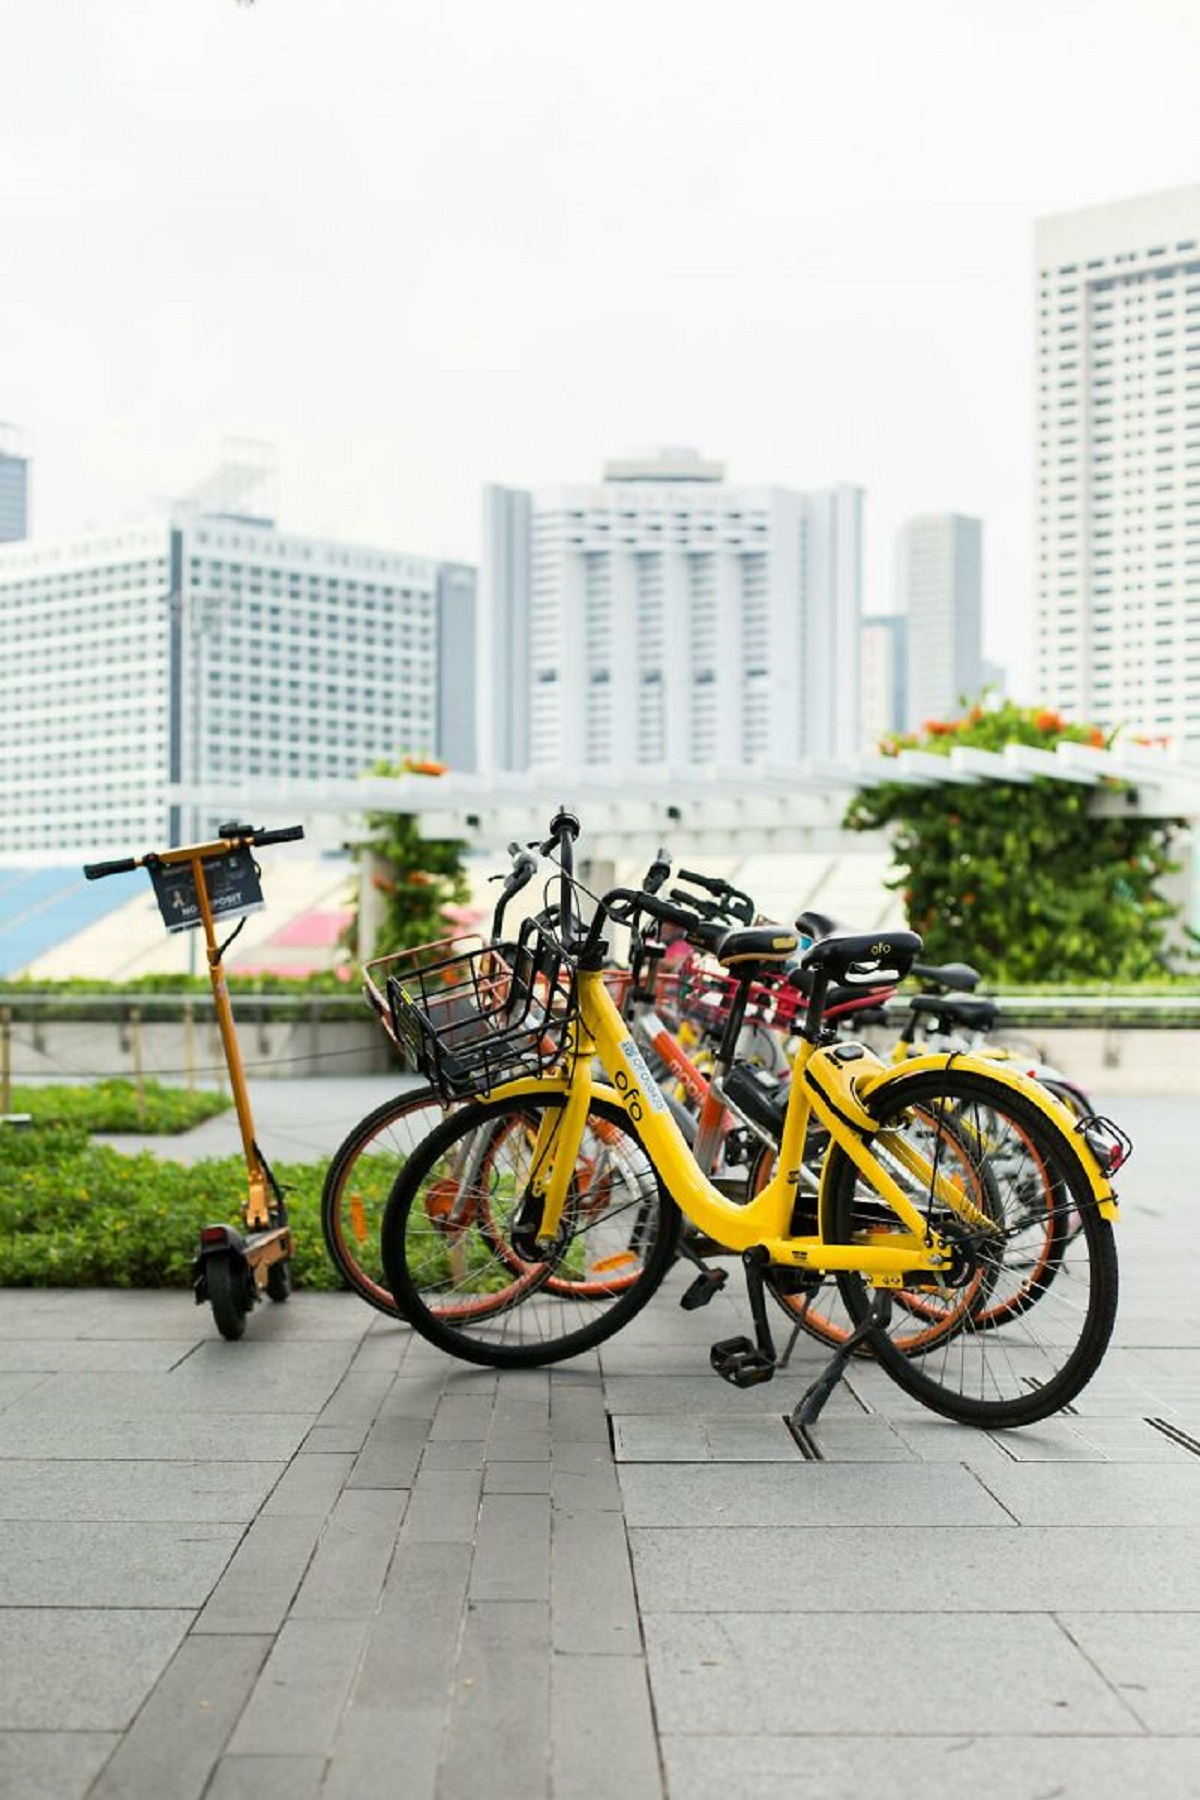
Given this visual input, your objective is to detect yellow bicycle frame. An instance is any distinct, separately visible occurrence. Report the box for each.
[481,966,1118,1284]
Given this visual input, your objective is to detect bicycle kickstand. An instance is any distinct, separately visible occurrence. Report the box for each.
[786,1290,894,1451]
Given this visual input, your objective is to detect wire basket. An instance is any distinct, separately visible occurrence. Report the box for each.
[382,923,577,1102]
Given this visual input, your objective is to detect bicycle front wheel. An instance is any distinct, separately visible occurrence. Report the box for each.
[823,1068,1119,1428]
[381,1092,680,1367]
[321,1084,448,1316]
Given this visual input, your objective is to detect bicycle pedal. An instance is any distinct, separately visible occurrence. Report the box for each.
[680,1267,729,1311]
[709,1335,776,1388]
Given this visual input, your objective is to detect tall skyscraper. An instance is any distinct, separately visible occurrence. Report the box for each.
[1035,185,1200,739]
[480,450,863,773]
[0,516,471,854]
[861,612,907,749]
[896,513,982,728]
[436,561,478,772]
[0,424,30,542]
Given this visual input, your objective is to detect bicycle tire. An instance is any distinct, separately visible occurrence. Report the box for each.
[381,1092,680,1368]
[320,1084,450,1316]
[822,1067,1119,1427]
[755,1111,1016,1357]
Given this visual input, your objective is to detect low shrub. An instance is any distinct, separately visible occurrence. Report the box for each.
[7,1080,231,1134]
[0,1122,338,1290]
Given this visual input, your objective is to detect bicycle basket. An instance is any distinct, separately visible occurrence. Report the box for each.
[384,922,576,1102]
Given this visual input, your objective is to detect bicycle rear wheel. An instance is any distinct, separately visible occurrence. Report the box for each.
[822,1068,1119,1427]
[381,1092,680,1367]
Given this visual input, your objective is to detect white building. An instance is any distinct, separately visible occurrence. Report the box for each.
[861,612,907,749]
[1035,185,1200,739]
[479,450,863,773]
[0,515,471,855]
[896,513,983,728]
[0,424,29,543]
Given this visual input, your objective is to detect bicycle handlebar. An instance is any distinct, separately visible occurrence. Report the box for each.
[250,824,305,848]
[83,856,138,881]
[83,823,305,882]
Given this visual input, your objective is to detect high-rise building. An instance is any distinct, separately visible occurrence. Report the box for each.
[1035,185,1200,738]
[896,513,982,728]
[436,561,478,772]
[0,424,30,542]
[861,613,907,749]
[480,450,863,772]
[0,516,470,854]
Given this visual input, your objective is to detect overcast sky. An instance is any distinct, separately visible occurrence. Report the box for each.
[4,0,1200,694]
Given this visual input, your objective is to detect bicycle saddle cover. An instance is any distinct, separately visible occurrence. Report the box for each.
[909,992,999,1031]
[716,924,800,966]
[801,929,923,986]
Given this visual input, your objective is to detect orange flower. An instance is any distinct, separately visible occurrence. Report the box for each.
[1035,709,1063,733]
[1087,725,1106,749]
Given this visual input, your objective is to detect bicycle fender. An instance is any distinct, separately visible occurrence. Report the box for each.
[851,1052,1120,1220]
[471,1075,624,1109]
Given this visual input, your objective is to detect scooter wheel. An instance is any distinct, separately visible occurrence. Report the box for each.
[266,1257,292,1303]
[207,1252,250,1340]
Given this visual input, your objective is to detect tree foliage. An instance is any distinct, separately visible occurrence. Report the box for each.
[845,701,1187,983]
[346,757,471,959]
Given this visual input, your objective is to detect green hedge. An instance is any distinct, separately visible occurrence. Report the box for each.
[0,1122,339,1290]
[7,1080,231,1134]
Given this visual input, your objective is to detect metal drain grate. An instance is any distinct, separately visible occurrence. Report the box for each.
[1023,1377,1077,1416]
[1146,1417,1200,1457]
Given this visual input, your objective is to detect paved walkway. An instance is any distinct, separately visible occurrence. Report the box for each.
[0,1091,1197,1799]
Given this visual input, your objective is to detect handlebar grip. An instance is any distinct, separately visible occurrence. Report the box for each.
[643,846,672,896]
[677,866,727,898]
[636,891,702,931]
[251,825,305,848]
[83,857,138,880]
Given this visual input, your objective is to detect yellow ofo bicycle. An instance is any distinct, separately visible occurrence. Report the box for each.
[379,811,1124,1432]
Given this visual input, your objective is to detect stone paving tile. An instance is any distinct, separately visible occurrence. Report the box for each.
[642,1612,1138,1737]
[0,1458,283,1523]
[418,1438,486,1472]
[346,1416,431,1489]
[227,1618,370,1757]
[302,1423,369,1454]
[0,1338,199,1372]
[619,1462,1010,1529]
[552,1508,641,1655]
[374,1373,452,1421]
[551,1653,662,1800]
[260,1451,355,1519]
[659,1735,1200,1800]
[439,1601,551,1800]
[89,1633,271,1800]
[1060,1612,1200,1734]
[0,1609,192,1729]
[470,1493,551,1602]
[629,1526,1200,1613]
[288,1488,408,1620]
[484,1460,552,1494]
[0,1373,50,1410]
[403,1466,484,1539]
[0,1732,119,1800]
[604,1374,864,1417]
[310,1369,394,1426]
[2,1362,350,1418]
[0,1520,241,1607]
[0,1408,312,1463]
[971,1460,1200,1526]
[552,1440,623,1512]
[205,1756,326,1800]
[193,1515,330,1636]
